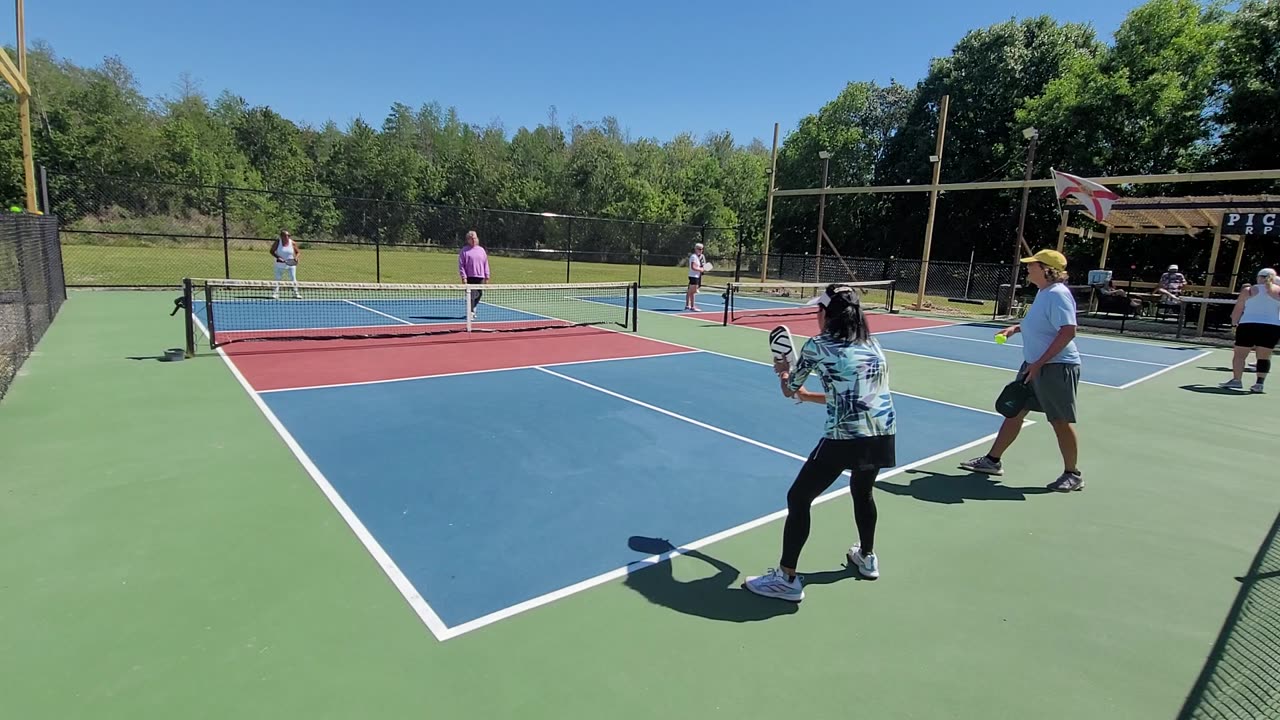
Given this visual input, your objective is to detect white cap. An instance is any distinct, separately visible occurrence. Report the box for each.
[806,285,856,307]
[1168,264,1179,271]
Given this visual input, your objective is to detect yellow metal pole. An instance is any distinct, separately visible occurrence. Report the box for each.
[916,94,950,309]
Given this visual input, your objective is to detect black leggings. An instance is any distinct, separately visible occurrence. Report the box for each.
[780,445,880,570]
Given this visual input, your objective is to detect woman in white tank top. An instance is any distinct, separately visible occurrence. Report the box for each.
[270,230,301,299]
[1222,268,1280,393]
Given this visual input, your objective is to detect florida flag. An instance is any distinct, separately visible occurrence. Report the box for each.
[1052,169,1119,222]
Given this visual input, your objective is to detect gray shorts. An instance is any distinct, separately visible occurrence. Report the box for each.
[1017,362,1080,423]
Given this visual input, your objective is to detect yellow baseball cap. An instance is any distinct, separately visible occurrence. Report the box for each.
[1021,249,1067,272]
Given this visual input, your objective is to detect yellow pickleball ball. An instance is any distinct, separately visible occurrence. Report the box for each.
[994,334,1007,345]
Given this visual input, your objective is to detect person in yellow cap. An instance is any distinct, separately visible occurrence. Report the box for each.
[960,249,1084,492]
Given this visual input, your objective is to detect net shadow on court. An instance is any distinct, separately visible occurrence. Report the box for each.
[1176,510,1280,720]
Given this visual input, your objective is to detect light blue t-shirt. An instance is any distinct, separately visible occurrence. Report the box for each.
[786,334,896,440]
[1019,282,1081,365]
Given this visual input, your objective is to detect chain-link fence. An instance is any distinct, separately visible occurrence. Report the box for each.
[1,212,66,402]
[46,170,744,289]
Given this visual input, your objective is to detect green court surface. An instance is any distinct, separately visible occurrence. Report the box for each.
[2,289,1278,720]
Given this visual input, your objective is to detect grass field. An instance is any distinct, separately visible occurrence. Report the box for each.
[60,242,698,287]
[1,288,1278,719]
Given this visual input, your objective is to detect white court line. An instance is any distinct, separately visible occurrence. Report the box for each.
[190,313,454,642]
[576,316,1005,418]
[342,299,414,325]
[903,328,1170,366]
[1115,349,1213,390]
[696,318,1126,388]
[257,349,701,394]
[442,368,1031,640]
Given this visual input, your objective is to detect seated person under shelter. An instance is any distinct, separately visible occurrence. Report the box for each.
[1156,264,1186,304]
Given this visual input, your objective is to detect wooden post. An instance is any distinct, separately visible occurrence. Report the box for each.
[15,0,36,212]
[1055,210,1069,252]
[1196,219,1224,337]
[1230,236,1246,290]
[1099,228,1112,268]
[916,94,950,309]
[760,123,780,282]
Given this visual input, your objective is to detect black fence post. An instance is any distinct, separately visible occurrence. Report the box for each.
[375,203,383,282]
[636,223,646,286]
[566,218,574,283]
[219,186,230,279]
[38,165,49,214]
[733,226,744,283]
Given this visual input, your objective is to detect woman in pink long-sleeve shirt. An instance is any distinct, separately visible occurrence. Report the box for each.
[458,230,490,311]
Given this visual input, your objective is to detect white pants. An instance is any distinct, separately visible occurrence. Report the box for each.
[273,263,298,297]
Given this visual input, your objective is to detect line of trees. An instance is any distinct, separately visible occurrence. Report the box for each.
[1,0,1276,274]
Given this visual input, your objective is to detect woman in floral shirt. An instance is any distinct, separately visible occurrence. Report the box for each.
[744,284,897,603]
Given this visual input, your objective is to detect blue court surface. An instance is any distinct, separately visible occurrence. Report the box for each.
[873,321,1212,389]
[258,349,1006,636]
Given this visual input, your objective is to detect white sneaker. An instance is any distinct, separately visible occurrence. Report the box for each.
[847,545,880,579]
[742,568,804,602]
[1251,383,1265,394]
[1219,379,1243,390]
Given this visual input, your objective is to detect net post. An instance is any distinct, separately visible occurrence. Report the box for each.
[183,278,195,358]
[722,283,733,326]
[631,282,639,332]
[203,280,216,348]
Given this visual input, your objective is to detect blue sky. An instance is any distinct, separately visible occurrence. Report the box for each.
[12,0,1145,146]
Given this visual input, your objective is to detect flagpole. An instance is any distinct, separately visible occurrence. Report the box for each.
[1008,128,1039,317]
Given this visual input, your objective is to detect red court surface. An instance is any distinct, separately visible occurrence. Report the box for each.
[227,326,691,392]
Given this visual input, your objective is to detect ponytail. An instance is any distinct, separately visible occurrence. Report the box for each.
[821,284,871,344]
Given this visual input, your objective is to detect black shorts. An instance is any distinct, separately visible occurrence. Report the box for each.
[688,276,702,287]
[465,276,486,285]
[806,434,897,473]
[1235,323,1280,349]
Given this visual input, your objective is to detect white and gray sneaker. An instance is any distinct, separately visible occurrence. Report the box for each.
[960,455,1003,475]
[1048,471,1085,492]
[1219,379,1244,390]
[847,545,880,579]
[1251,383,1266,394]
[743,568,804,602]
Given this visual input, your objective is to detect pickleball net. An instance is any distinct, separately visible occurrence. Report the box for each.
[182,278,638,352]
[721,280,896,325]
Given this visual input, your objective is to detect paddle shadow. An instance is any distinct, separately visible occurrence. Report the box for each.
[623,536,861,623]
[876,469,1052,505]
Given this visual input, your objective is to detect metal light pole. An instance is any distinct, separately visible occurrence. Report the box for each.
[815,150,831,283]
[1008,127,1039,316]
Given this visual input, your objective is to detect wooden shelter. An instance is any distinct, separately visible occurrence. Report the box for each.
[1054,196,1280,336]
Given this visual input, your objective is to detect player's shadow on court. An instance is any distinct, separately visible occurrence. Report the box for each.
[1178,383,1254,396]
[876,470,1051,504]
[623,536,858,623]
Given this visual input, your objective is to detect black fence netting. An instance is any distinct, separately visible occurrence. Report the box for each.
[0,212,66,402]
